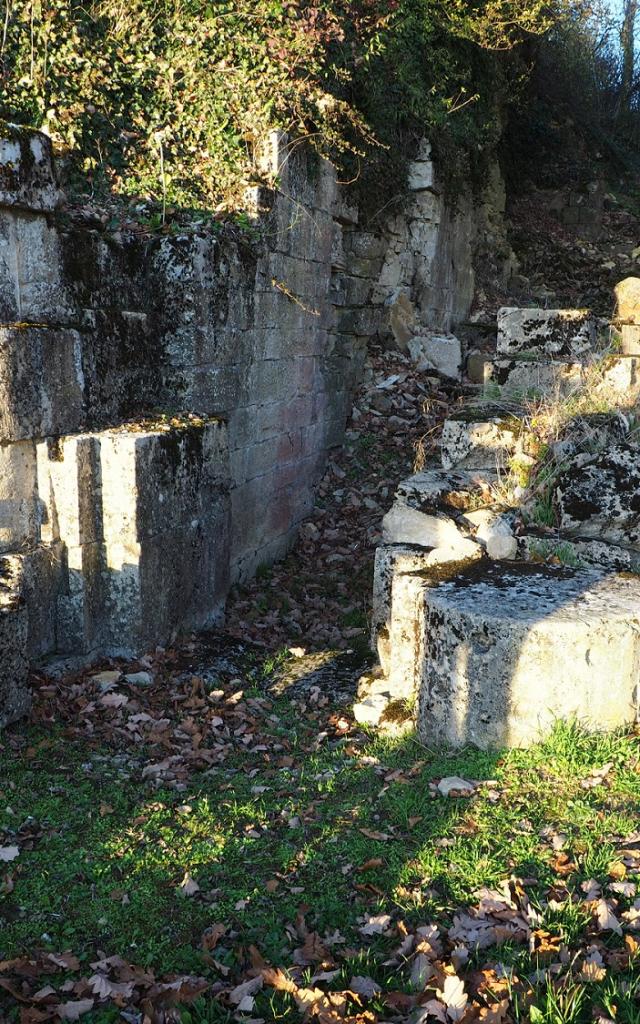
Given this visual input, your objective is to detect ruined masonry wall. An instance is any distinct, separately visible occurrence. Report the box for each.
[0,127,492,681]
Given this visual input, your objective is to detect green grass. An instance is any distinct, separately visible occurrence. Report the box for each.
[2,698,640,1021]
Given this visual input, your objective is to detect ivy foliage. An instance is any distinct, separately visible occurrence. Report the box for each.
[0,0,559,211]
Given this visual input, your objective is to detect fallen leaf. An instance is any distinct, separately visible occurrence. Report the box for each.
[579,960,606,982]
[202,923,226,951]
[53,1000,95,1021]
[349,976,382,999]
[178,871,200,897]
[88,974,135,999]
[262,967,298,993]
[595,898,622,935]
[0,846,19,862]
[359,828,392,841]
[438,974,468,1021]
[229,974,264,1009]
[478,998,510,1023]
[359,913,393,936]
[409,952,434,991]
[357,858,384,872]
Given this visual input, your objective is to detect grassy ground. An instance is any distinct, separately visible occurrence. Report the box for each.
[2,650,640,1022]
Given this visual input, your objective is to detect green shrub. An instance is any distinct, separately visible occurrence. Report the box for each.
[0,0,559,212]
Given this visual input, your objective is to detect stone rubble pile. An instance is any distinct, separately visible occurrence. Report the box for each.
[367,286,640,747]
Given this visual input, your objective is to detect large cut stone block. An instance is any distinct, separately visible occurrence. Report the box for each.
[100,421,229,543]
[56,513,229,656]
[596,355,640,401]
[0,327,84,441]
[0,212,73,323]
[382,503,476,551]
[620,324,640,354]
[440,416,520,471]
[38,419,229,549]
[484,357,585,400]
[0,554,29,727]
[19,542,64,659]
[0,127,60,212]
[497,307,596,359]
[37,435,102,548]
[615,277,640,324]
[555,443,640,549]
[41,420,231,656]
[372,543,480,678]
[0,441,38,551]
[519,533,640,573]
[415,560,640,749]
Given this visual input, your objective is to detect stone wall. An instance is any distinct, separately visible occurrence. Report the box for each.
[0,125,501,705]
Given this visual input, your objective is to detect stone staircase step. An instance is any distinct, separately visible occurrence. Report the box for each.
[369,289,640,751]
[497,306,596,359]
[440,412,521,470]
[483,356,586,400]
[402,559,640,748]
[396,468,499,515]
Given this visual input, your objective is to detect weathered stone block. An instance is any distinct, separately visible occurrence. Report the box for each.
[466,350,490,383]
[416,560,640,748]
[382,290,415,351]
[484,357,585,399]
[0,327,84,441]
[620,324,640,354]
[19,542,64,659]
[0,126,60,212]
[0,441,38,551]
[37,421,230,656]
[615,277,640,323]
[408,333,462,380]
[57,509,229,656]
[38,420,229,549]
[407,159,435,192]
[497,307,596,359]
[372,542,480,678]
[397,469,498,515]
[382,502,479,555]
[597,355,640,400]
[462,509,517,559]
[0,212,73,323]
[344,231,386,261]
[519,533,640,572]
[555,443,640,549]
[440,416,520,471]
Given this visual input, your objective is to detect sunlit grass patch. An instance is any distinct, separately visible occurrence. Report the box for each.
[2,709,640,1019]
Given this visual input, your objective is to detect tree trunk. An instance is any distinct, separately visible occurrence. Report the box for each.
[620,0,638,112]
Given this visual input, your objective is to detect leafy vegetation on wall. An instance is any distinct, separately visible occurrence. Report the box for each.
[0,0,562,211]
